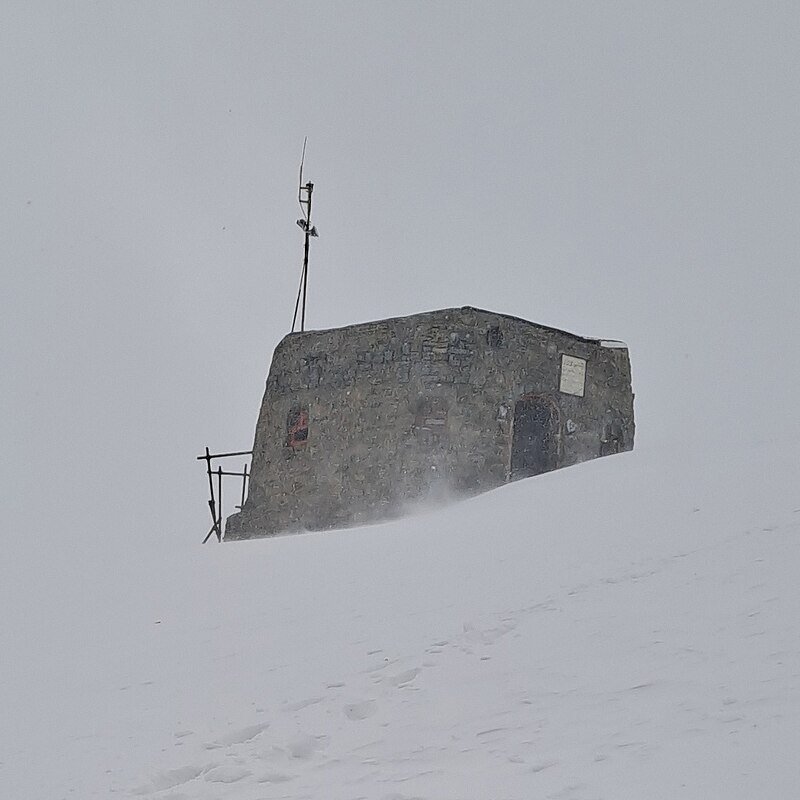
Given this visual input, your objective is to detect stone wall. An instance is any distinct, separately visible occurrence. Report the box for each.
[225,307,634,539]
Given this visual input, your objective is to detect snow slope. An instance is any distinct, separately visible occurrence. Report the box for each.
[2,439,799,799]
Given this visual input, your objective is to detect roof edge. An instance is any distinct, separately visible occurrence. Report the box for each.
[281,305,625,349]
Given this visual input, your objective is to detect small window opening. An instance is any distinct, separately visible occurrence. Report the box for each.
[286,406,309,449]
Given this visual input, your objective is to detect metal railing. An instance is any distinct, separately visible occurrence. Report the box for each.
[197,447,252,543]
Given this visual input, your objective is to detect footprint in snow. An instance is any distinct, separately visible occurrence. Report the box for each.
[204,722,270,749]
[387,668,421,687]
[257,771,294,783]
[287,734,327,759]
[530,758,559,773]
[203,765,251,783]
[132,765,207,794]
[461,620,517,645]
[547,784,587,799]
[283,696,325,712]
[345,700,377,720]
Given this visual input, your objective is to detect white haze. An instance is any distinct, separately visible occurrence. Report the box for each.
[2,2,800,798]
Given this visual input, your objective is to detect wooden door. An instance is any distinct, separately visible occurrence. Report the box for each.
[510,396,558,478]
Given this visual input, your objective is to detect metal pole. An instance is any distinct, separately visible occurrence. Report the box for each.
[202,517,217,544]
[204,445,217,529]
[291,269,304,333]
[196,449,253,461]
[240,463,248,509]
[300,181,313,332]
[216,466,223,542]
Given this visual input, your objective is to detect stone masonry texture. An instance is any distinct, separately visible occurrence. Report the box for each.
[225,307,634,540]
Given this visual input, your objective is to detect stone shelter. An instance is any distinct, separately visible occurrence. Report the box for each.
[225,306,634,539]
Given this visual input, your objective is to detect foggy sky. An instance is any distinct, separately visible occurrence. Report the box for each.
[3,2,800,556]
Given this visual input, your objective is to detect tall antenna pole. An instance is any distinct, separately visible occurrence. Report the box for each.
[300,181,312,332]
[291,138,318,333]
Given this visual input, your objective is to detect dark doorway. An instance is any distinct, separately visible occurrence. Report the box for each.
[510,396,559,479]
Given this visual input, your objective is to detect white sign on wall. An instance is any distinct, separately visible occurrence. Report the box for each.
[559,354,587,397]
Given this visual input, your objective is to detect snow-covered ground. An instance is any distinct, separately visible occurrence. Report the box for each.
[5,4,800,798]
[2,437,798,799]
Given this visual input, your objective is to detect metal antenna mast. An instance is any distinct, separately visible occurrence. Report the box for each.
[291,138,318,333]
